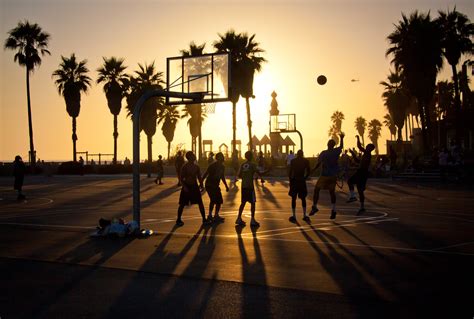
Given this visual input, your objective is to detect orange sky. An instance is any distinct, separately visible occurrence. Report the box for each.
[1,0,473,162]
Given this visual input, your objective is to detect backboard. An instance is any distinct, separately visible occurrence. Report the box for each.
[270,114,296,133]
[166,52,230,105]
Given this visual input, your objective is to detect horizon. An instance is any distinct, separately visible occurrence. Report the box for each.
[1,0,473,162]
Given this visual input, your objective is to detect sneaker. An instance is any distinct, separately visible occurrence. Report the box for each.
[176,220,184,227]
[235,218,246,226]
[207,215,213,222]
[250,219,260,227]
[357,208,366,216]
[302,215,310,222]
[203,219,213,225]
[289,216,296,223]
[330,211,337,220]
[346,197,357,203]
[309,206,319,216]
[214,215,225,222]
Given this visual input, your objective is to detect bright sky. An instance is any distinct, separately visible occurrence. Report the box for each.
[1,0,473,162]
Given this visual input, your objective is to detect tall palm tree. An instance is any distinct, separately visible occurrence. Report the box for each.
[125,62,164,177]
[4,21,50,165]
[214,30,244,158]
[52,54,92,162]
[96,57,128,164]
[328,124,340,144]
[436,80,454,120]
[181,104,207,154]
[180,42,207,160]
[380,68,410,141]
[330,110,345,131]
[383,114,397,140]
[368,119,383,155]
[437,8,474,112]
[354,116,367,146]
[238,33,266,151]
[158,105,180,160]
[387,11,444,151]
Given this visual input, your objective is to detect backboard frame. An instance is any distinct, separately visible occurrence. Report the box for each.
[270,114,297,133]
[166,52,231,105]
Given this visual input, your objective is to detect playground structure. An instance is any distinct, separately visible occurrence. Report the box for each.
[77,151,114,165]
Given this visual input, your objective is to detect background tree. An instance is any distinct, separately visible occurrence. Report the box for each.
[383,113,397,141]
[437,8,474,113]
[214,30,244,158]
[328,110,344,144]
[52,54,91,162]
[368,119,383,155]
[96,57,128,164]
[158,105,180,160]
[238,33,266,151]
[354,116,367,146]
[380,68,410,141]
[180,42,207,159]
[125,62,164,177]
[181,104,207,156]
[4,21,50,165]
[387,11,443,151]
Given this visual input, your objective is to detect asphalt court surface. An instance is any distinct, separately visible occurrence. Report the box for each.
[1,175,473,256]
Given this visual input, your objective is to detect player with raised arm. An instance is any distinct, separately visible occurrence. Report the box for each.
[347,135,375,215]
[310,132,345,220]
[288,150,311,223]
[202,152,229,223]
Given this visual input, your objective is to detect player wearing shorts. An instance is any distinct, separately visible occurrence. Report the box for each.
[310,132,345,220]
[288,150,311,223]
[175,151,208,227]
[202,152,229,223]
[235,151,262,227]
[347,135,375,215]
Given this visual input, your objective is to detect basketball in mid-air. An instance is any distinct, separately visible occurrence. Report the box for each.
[317,75,327,85]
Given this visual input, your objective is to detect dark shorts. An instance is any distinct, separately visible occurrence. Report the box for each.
[348,170,369,191]
[315,176,337,190]
[157,170,163,178]
[289,179,307,199]
[179,184,203,206]
[241,188,256,204]
[206,186,223,204]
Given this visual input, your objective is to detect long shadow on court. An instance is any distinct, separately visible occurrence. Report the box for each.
[255,182,281,209]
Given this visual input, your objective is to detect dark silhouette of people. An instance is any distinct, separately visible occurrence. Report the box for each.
[288,150,311,223]
[123,157,131,166]
[13,155,26,200]
[202,152,229,222]
[235,151,263,227]
[310,132,345,220]
[154,155,164,185]
[176,151,208,227]
[347,135,375,215]
[207,152,215,166]
[79,156,84,165]
[175,151,185,186]
[256,151,266,185]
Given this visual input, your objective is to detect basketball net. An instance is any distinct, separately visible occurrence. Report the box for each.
[204,103,216,114]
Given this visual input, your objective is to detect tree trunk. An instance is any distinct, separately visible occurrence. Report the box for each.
[245,98,253,152]
[451,63,462,142]
[405,117,408,141]
[232,102,237,157]
[113,115,118,164]
[147,134,152,178]
[361,134,365,147]
[26,68,36,167]
[167,142,171,160]
[397,127,403,142]
[418,103,429,153]
[72,117,77,162]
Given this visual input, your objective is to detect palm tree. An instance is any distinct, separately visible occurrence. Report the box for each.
[214,30,244,158]
[330,110,345,131]
[180,42,207,160]
[368,119,383,155]
[238,33,266,151]
[52,54,92,162]
[158,105,180,160]
[387,11,444,151]
[328,124,340,144]
[4,21,50,165]
[380,68,411,141]
[125,62,164,177]
[383,114,397,140]
[181,104,207,154]
[437,8,474,112]
[354,116,367,146]
[436,80,454,120]
[96,57,128,164]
